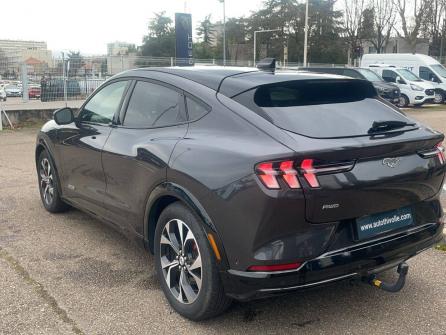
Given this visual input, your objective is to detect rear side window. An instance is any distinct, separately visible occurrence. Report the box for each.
[185,96,210,120]
[233,79,410,139]
[124,81,185,128]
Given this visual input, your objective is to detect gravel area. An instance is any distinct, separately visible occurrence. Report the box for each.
[0,108,445,334]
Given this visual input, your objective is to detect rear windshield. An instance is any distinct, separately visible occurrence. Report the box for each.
[233,79,411,139]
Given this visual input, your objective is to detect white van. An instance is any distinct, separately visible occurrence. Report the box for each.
[367,66,435,107]
[361,53,446,102]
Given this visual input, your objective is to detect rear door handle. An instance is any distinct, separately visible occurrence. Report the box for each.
[91,136,96,139]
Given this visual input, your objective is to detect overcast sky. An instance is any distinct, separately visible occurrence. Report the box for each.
[0,0,264,55]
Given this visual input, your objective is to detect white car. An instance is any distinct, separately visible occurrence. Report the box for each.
[368,66,436,107]
[361,53,446,103]
[4,84,22,97]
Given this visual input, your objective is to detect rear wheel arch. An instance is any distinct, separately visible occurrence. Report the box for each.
[144,183,225,263]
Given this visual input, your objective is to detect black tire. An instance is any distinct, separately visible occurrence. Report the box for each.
[397,95,409,108]
[154,202,232,320]
[37,150,70,213]
[434,92,445,104]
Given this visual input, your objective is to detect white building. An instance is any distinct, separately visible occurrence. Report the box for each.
[107,41,135,56]
[0,39,52,76]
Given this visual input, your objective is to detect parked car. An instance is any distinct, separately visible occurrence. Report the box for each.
[361,53,446,103]
[368,66,436,107]
[35,62,445,320]
[28,85,41,99]
[40,79,81,101]
[299,67,401,104]
[5,84,22,97]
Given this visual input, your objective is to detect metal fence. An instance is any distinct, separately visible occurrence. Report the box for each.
[0,52,347,104]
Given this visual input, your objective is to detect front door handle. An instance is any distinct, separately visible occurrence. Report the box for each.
[91,136,96,139]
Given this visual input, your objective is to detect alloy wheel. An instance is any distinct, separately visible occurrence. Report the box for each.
[398,96,408,108]
[434,93,444,104]
[159,219,202,304]
[40,158,54,205]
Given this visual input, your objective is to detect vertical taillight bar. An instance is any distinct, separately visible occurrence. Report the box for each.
[436,142,445,164]
[300,159,320,188]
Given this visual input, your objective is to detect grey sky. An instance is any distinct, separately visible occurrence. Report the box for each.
[0,0,264,55]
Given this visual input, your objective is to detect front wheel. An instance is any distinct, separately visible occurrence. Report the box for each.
[434,92,445,104]
[37,150,70,213]
[154,202,231,320]
[397,95,409,108]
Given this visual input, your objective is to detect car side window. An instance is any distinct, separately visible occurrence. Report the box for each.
[420,66,439,83]
[186,96,210,121]
[343,69,363,79]
[80,81,128,124]
[123,81,185,128]
[382,70,397,83]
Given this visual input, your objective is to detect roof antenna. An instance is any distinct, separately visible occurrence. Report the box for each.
[257,58,276,73]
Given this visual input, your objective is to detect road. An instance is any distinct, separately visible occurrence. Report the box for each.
[0,109,445,334]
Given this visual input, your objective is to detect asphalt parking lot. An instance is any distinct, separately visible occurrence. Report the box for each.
[0,108,445,335]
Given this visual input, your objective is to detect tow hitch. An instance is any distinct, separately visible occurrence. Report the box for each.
[367,262,409,293]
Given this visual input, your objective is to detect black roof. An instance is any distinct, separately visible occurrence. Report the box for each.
[120,66,348,97]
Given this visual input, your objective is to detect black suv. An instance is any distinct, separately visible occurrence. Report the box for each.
[36,63,445,320]
[300,67,401,104]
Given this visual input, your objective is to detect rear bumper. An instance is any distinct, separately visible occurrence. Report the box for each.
[221,221,444,301]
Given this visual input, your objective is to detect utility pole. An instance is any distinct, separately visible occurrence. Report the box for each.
[253,29,280,66]
[303,0,309,66]
[222,0,226,66]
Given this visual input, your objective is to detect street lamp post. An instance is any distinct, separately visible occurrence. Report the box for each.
[218,0,226,66]
[303,0,309,66]
[253,29,280,66]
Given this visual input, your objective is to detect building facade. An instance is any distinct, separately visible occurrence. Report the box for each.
[107,41,136,56]
[0,39,52,78]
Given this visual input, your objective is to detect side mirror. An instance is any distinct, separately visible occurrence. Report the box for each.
[396,76,405,84]
[53,107,74,125]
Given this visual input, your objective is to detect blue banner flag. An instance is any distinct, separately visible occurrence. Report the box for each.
[175,13,193,66]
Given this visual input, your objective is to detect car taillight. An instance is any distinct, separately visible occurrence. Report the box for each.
[418,141,446,164]
[256,159,355,189]
[436,142,445,164]
[256,160,300,189]
[256,162,280,189]
[248,262,302,272]
[279,160,300,188]
[300,159,319,188]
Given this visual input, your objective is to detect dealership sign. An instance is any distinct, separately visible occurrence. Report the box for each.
[175,13,193,66]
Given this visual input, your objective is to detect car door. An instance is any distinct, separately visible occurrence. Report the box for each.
[57,80,130,216]
[101,79,188,235]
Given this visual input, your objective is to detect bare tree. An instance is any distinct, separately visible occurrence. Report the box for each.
[343,0,366,63]
[394,0,429,53]
[422,0,446,56]
[368,0,396,53]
